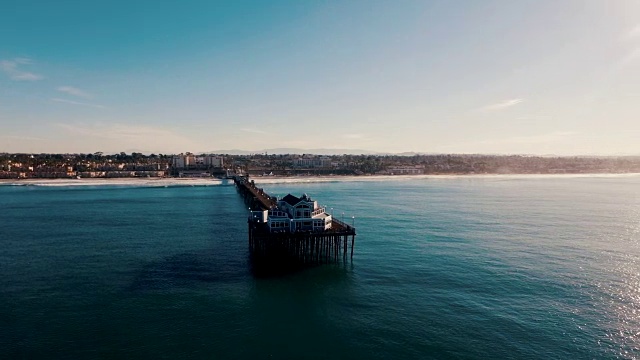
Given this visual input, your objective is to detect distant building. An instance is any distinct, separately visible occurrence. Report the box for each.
[388,165,425,175]
[172,154,194,168]
[202,155,223,167]
[293,156,331,168]
[172,154,223,169]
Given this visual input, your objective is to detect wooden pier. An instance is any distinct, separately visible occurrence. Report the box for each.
[234,176,356,271]
[233,176,277,211]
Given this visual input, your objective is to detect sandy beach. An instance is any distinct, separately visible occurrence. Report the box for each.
[3,173,639,187]
[0,177,225,187]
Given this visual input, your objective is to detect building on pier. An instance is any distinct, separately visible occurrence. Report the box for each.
[235,176,356,268]
[249,193,333,233]
[267,193,332,232]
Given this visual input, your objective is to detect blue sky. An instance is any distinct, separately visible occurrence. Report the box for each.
[1,0,639,154]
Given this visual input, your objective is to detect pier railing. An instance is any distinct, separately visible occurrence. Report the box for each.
[234,176,277,210]
[330,217,356,234]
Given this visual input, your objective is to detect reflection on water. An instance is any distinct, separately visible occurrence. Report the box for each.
[129,251,250,291]
[2,176,640,358]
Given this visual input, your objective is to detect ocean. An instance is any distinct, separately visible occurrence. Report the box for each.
[1,175,639,359]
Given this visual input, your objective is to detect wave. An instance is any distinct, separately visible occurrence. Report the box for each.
[250,173,640,185]
[0,178,225,188]
[2,173,639,188]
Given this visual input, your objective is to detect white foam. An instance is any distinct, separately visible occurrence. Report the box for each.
[0,178,225,188]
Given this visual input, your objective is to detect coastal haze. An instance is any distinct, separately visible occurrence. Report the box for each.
[1,1,640,155]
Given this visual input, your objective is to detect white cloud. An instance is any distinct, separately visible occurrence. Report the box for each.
[478,98,523,112]
[51,98,105,109]
[0,58,43,81]
[437,131,579,154]
[621,47,640,65]
[57,86,91,98]
[515,115,553,122]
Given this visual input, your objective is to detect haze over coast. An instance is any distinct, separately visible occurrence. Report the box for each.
[3,151,640,181]
[2,1,639,156]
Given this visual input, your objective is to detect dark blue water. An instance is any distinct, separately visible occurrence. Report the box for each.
[1,176,639,359]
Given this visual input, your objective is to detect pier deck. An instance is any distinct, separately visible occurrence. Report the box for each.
[234,176,356,269]
[234,176,276,210]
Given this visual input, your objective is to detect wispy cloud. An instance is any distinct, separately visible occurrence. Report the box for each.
[515,115,553,122]
[626,24,640,39]
[54,122,200,153]
[618,24,640,66]
[437,131,578,154]
[621,47,640,65]
[487,131,577,145]
[478,98,523,112]
[0,58,43,81]
[55,123,184,141]
[51,98,105,109]
[240,128,270,135]
[57,86,91,98]
[341,133,365,139]
[0,135,46,141]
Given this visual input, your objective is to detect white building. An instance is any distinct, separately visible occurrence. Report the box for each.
[388,165,425,175]
[259,193,333,232]
[202,155,223,167]
[172,154,194,168]
[293,156,332,168]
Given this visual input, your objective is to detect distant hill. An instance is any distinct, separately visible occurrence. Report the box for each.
[204,148,384,155]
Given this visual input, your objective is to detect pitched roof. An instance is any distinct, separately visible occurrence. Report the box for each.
[281,194,301,206]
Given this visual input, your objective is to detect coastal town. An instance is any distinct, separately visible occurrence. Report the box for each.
[1,152,640,179]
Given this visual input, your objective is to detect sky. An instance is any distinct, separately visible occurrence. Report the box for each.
[1,0,639,155]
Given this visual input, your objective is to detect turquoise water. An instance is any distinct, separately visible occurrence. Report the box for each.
[1,176,639,359]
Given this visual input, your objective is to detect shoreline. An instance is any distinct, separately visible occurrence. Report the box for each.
[0,177,224,187]
[250,172,640,184]
[2,172,640,187]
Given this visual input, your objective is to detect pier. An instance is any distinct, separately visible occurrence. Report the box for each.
[234,176,356,271]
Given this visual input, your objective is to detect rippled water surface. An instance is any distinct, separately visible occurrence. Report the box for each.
[1,175,639,359]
